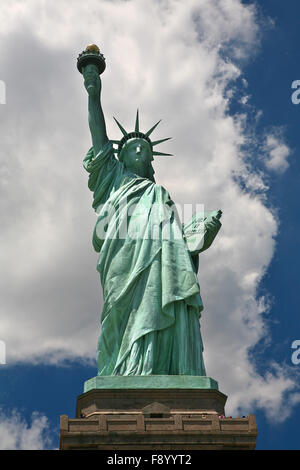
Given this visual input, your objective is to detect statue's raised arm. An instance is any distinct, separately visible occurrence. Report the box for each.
[78,45,108,156]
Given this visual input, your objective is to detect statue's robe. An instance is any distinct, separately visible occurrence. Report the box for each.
[83,141,206,376]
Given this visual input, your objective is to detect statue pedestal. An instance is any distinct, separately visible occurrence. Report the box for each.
[59,376,257,450]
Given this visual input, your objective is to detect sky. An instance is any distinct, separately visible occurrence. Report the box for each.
[0,0,299,450]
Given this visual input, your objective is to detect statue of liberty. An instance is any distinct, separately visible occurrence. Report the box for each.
[77,45,222,377]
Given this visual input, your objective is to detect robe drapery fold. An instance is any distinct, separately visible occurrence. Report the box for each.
[83,141,206,376]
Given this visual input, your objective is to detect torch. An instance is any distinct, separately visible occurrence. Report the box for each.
[77,44,106,76]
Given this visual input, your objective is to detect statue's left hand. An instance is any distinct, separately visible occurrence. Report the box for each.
[205,216,222,235]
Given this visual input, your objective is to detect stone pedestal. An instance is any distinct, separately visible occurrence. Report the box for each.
[59,376,257,450]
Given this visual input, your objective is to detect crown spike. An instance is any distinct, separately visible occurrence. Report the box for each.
[135,109,139,132]
[113,112,173,158]
[113,117,128,136]
[152,151,173,156]
[145,120,161,137]
[152,137,172,147]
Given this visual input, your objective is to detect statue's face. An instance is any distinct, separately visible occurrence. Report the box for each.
[121,138,153,178]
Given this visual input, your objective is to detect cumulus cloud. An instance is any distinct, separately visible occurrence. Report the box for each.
[263,133,290,173]
[0,408,53,450]
[0,0,296,422]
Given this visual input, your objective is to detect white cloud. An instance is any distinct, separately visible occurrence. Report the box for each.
[0,0,297,423]
[263,133,290,173]
[239,94,250,105]
[0,409,53,450]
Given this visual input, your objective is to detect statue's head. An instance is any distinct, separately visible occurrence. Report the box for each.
[112,110,172,182]
[119,137,154,180]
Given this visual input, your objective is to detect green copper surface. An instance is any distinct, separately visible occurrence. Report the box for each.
[79,46,222,379]
[84,375,219,393]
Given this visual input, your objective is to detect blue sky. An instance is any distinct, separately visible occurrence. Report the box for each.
[233,0,300,448]
[0,0,299,450]
[241,0,300,448]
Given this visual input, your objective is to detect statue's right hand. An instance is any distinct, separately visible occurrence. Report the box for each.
[82,64,101,97]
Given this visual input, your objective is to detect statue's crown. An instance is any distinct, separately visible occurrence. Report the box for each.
[112,110,172,159]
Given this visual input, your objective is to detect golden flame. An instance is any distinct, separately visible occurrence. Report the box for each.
[85,44,100,53]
